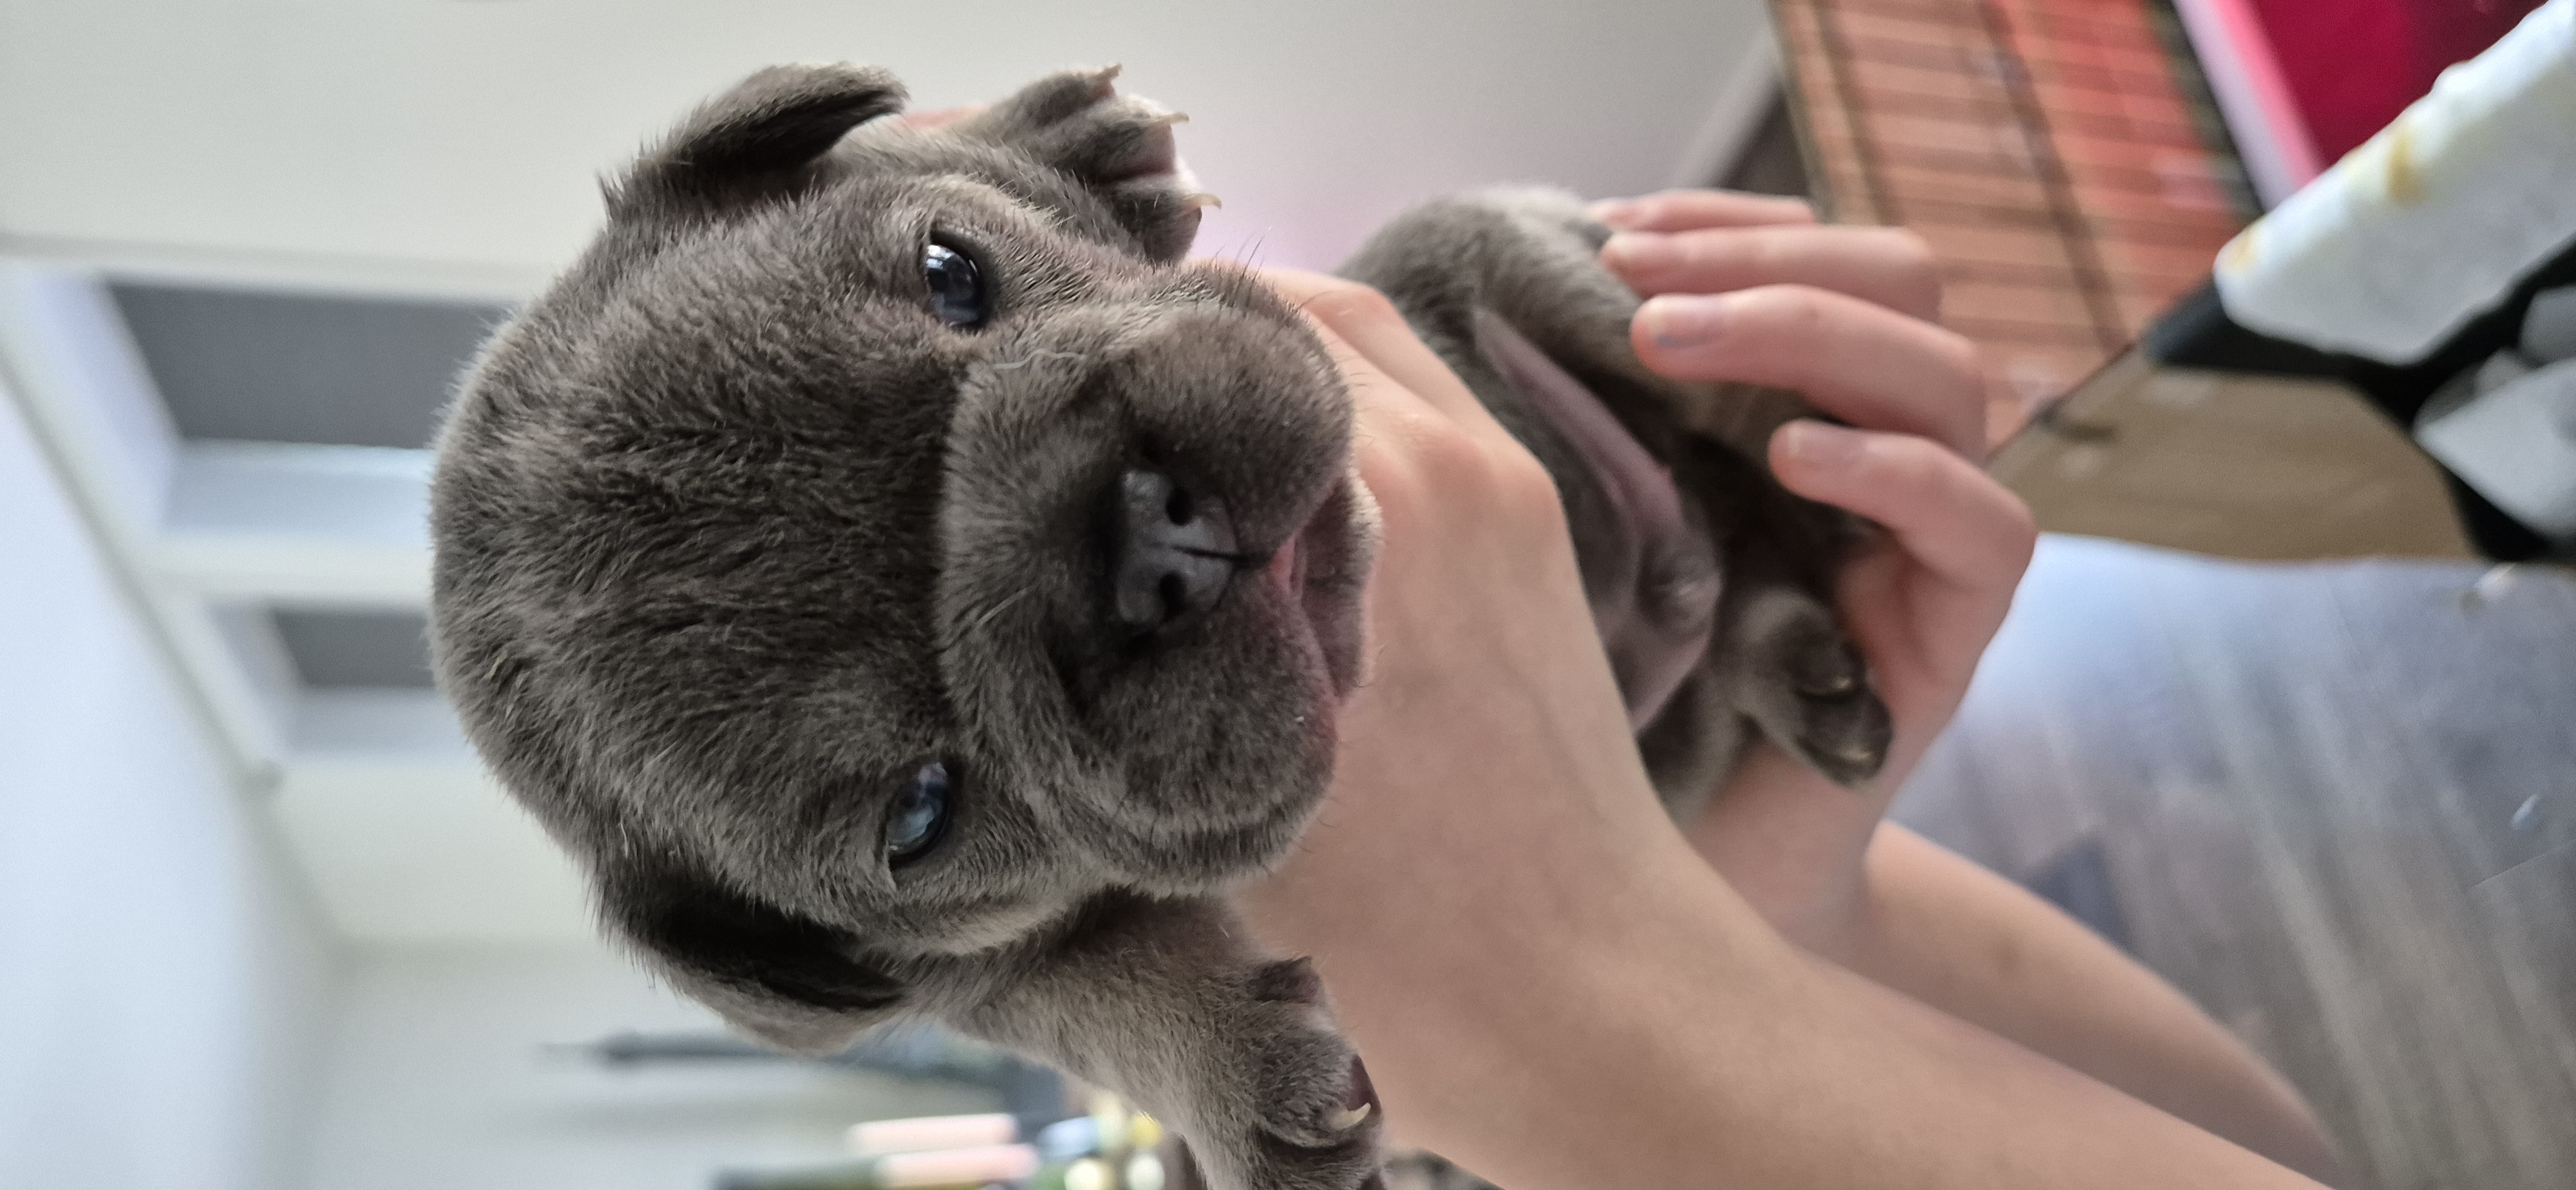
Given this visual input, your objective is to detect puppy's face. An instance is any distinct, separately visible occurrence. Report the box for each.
[430,66,1374,1043]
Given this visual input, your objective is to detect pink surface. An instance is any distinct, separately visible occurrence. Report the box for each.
[2249,0,2546,161]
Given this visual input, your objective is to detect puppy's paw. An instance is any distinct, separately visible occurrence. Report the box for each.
[951,66,1212,260]
[1725,580,1892,786]
[1182,958,1385,1190]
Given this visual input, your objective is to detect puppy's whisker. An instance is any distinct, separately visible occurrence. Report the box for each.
[963,585,1036,637]
[1226,229,1271,272]
[987,348,1089,372]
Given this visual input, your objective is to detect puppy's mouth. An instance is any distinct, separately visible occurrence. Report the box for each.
[1085,468,1372,888]
[1256,468,1375,703]
[1265,531,1300,594]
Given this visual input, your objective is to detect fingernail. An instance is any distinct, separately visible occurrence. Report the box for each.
[1639,294,1727,350]
[1780,420,1863,468]
[1589,198,1641,229]
[1601,232,1677,272]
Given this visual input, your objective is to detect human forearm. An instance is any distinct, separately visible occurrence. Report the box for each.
[1817,825,2347,1184]
[1320,833,2330,1190]
[1685,748,2343,1184]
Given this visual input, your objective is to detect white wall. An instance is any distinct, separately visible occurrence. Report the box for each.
[0,378,994,1190]
[0,0,1770,287]
[304,944,999,1190]
[0,383,339,1189]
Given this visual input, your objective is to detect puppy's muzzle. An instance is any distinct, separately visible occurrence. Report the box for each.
[1110,467,1240,638]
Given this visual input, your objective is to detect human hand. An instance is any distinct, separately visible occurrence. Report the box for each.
[1235,267,1720,1153]
[1236,265,1683,936]
[1226,263,2316,1190]
[1592,189,2036,950]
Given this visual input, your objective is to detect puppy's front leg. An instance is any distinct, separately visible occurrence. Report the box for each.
[958,894,1382,1190]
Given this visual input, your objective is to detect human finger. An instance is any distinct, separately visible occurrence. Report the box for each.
[1633,285,1986,458]
[1588,189,1817,232]
[1770,420,2036,609]
[1300,314,1457,471]
[1260,269,1507,439]
[1602,224,1942,321]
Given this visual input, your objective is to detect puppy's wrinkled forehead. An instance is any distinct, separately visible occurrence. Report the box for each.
[556,172,1204,674]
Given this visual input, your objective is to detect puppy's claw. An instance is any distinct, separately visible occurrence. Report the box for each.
[978,66,1208,260]
[1327,1102,1374,1133]
[1184,191,1223,210]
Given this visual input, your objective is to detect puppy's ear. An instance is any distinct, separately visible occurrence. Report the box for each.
[1473,308,1718,730]
[601,857,904,1055]
[612,62,907,218]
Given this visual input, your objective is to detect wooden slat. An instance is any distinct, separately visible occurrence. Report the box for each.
[1770,0,2251,448]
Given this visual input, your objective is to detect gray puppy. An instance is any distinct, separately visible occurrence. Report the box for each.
[428,62,1889,1190]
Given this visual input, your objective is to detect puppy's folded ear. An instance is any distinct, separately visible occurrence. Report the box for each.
[601,858,905,1055]
[612,62,907,218]
[1473,309,1718,730]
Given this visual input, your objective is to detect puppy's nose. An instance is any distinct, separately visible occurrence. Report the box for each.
[1111,468,1238,637]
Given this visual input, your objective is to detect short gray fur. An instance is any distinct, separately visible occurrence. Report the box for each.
[426,62,1884,1190]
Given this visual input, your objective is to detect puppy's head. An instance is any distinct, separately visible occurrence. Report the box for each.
[428,64,1375,1050]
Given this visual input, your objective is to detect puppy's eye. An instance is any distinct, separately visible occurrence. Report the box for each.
[922,243,987,328]
[886,761,954,866]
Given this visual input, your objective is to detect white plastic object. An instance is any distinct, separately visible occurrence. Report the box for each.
[2213,0,2576,364]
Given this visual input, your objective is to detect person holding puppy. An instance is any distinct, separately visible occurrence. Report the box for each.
[1245,191,2347,1189]
[558,86,2335,1186]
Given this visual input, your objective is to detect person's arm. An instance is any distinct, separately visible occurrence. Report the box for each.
[1700,757,2344,1184]
[1277,815,2328,1190]
[1839,824,2347,1183]
[1240,271,2327,1190]
[1595,189,2341,1182]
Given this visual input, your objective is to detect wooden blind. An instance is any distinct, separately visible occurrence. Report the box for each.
[1770,0,2254,444]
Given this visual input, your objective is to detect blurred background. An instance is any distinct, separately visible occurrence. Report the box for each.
[1,1,2568,1188]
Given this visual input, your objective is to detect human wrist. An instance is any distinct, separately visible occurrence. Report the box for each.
[1302,828,1806,1167]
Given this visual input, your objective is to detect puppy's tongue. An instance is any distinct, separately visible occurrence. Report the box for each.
[1265,532,1300,597]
